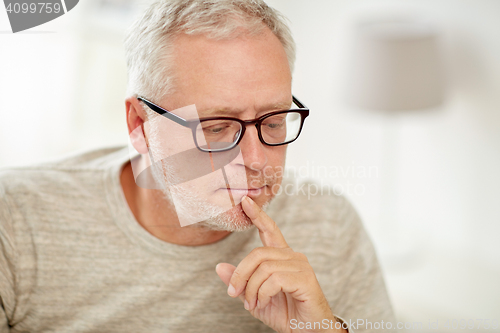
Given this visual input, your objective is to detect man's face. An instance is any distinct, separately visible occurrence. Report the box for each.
[147,26,292,231]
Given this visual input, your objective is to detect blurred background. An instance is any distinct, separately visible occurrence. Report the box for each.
[1,0,499,331]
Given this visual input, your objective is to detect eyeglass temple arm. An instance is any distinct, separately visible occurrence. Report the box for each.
[137,97,189,128]
[137,96,306,127]
[292,95,307,109]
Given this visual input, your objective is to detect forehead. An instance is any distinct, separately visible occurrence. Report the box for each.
[164,27,292,117]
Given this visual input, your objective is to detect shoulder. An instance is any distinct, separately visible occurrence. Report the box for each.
[5,145,129,172]
[0,145,130,235]
[0,145,128,200]
[266,178,363,237]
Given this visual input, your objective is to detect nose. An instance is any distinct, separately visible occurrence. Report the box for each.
[237,124,268,171]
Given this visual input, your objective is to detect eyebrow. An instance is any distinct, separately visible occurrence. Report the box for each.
[199,101,293,118]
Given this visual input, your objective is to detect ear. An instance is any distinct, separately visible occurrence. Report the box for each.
[126,97,149,155]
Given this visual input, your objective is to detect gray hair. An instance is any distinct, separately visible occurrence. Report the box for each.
[124,0,296,103]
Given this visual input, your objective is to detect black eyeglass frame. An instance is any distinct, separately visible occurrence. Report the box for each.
[137,95,310,153]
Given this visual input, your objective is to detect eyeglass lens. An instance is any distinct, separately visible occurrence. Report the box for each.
[194,111,303,151]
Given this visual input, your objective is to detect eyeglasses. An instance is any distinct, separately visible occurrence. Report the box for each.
[137,96,309,153]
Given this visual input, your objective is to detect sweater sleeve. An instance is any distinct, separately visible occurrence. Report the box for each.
[0,185,15,333]
[330,195,397,333]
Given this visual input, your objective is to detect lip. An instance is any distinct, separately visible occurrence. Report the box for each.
[219,186,265,198]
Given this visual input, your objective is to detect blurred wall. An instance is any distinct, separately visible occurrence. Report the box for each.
[1,0,499,331]
[0,0,134,167]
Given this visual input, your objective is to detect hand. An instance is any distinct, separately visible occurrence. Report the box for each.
[216,196,345,333]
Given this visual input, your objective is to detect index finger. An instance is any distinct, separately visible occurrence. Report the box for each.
[241,196,288,248]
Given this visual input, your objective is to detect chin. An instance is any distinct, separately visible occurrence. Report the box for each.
[194,203,255,232]
[195,196,272,232]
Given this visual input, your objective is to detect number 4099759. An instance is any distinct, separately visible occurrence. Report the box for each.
[6,2,62,14]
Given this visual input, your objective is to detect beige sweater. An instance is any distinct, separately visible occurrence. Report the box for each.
[0,147,395,332]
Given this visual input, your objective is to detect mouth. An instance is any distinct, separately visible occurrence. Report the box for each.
[218,186,265,199]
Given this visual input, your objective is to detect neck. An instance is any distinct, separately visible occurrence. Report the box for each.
[120,161,231,246]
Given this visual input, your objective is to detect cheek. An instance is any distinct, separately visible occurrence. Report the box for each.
[146,117,196,161]
[266,146,287,175]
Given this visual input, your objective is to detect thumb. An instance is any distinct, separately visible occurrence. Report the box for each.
[215,263,236,286]
[216,263,246,303]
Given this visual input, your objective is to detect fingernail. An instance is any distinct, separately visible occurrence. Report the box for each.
[257,300,261,309]
[242,196,255,212]
[244,300,249,310]
[227,284,236,296]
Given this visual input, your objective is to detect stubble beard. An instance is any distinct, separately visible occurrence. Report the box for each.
[149,155,274,232]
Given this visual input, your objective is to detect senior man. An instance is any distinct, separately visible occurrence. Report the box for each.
[0,0,395,332]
